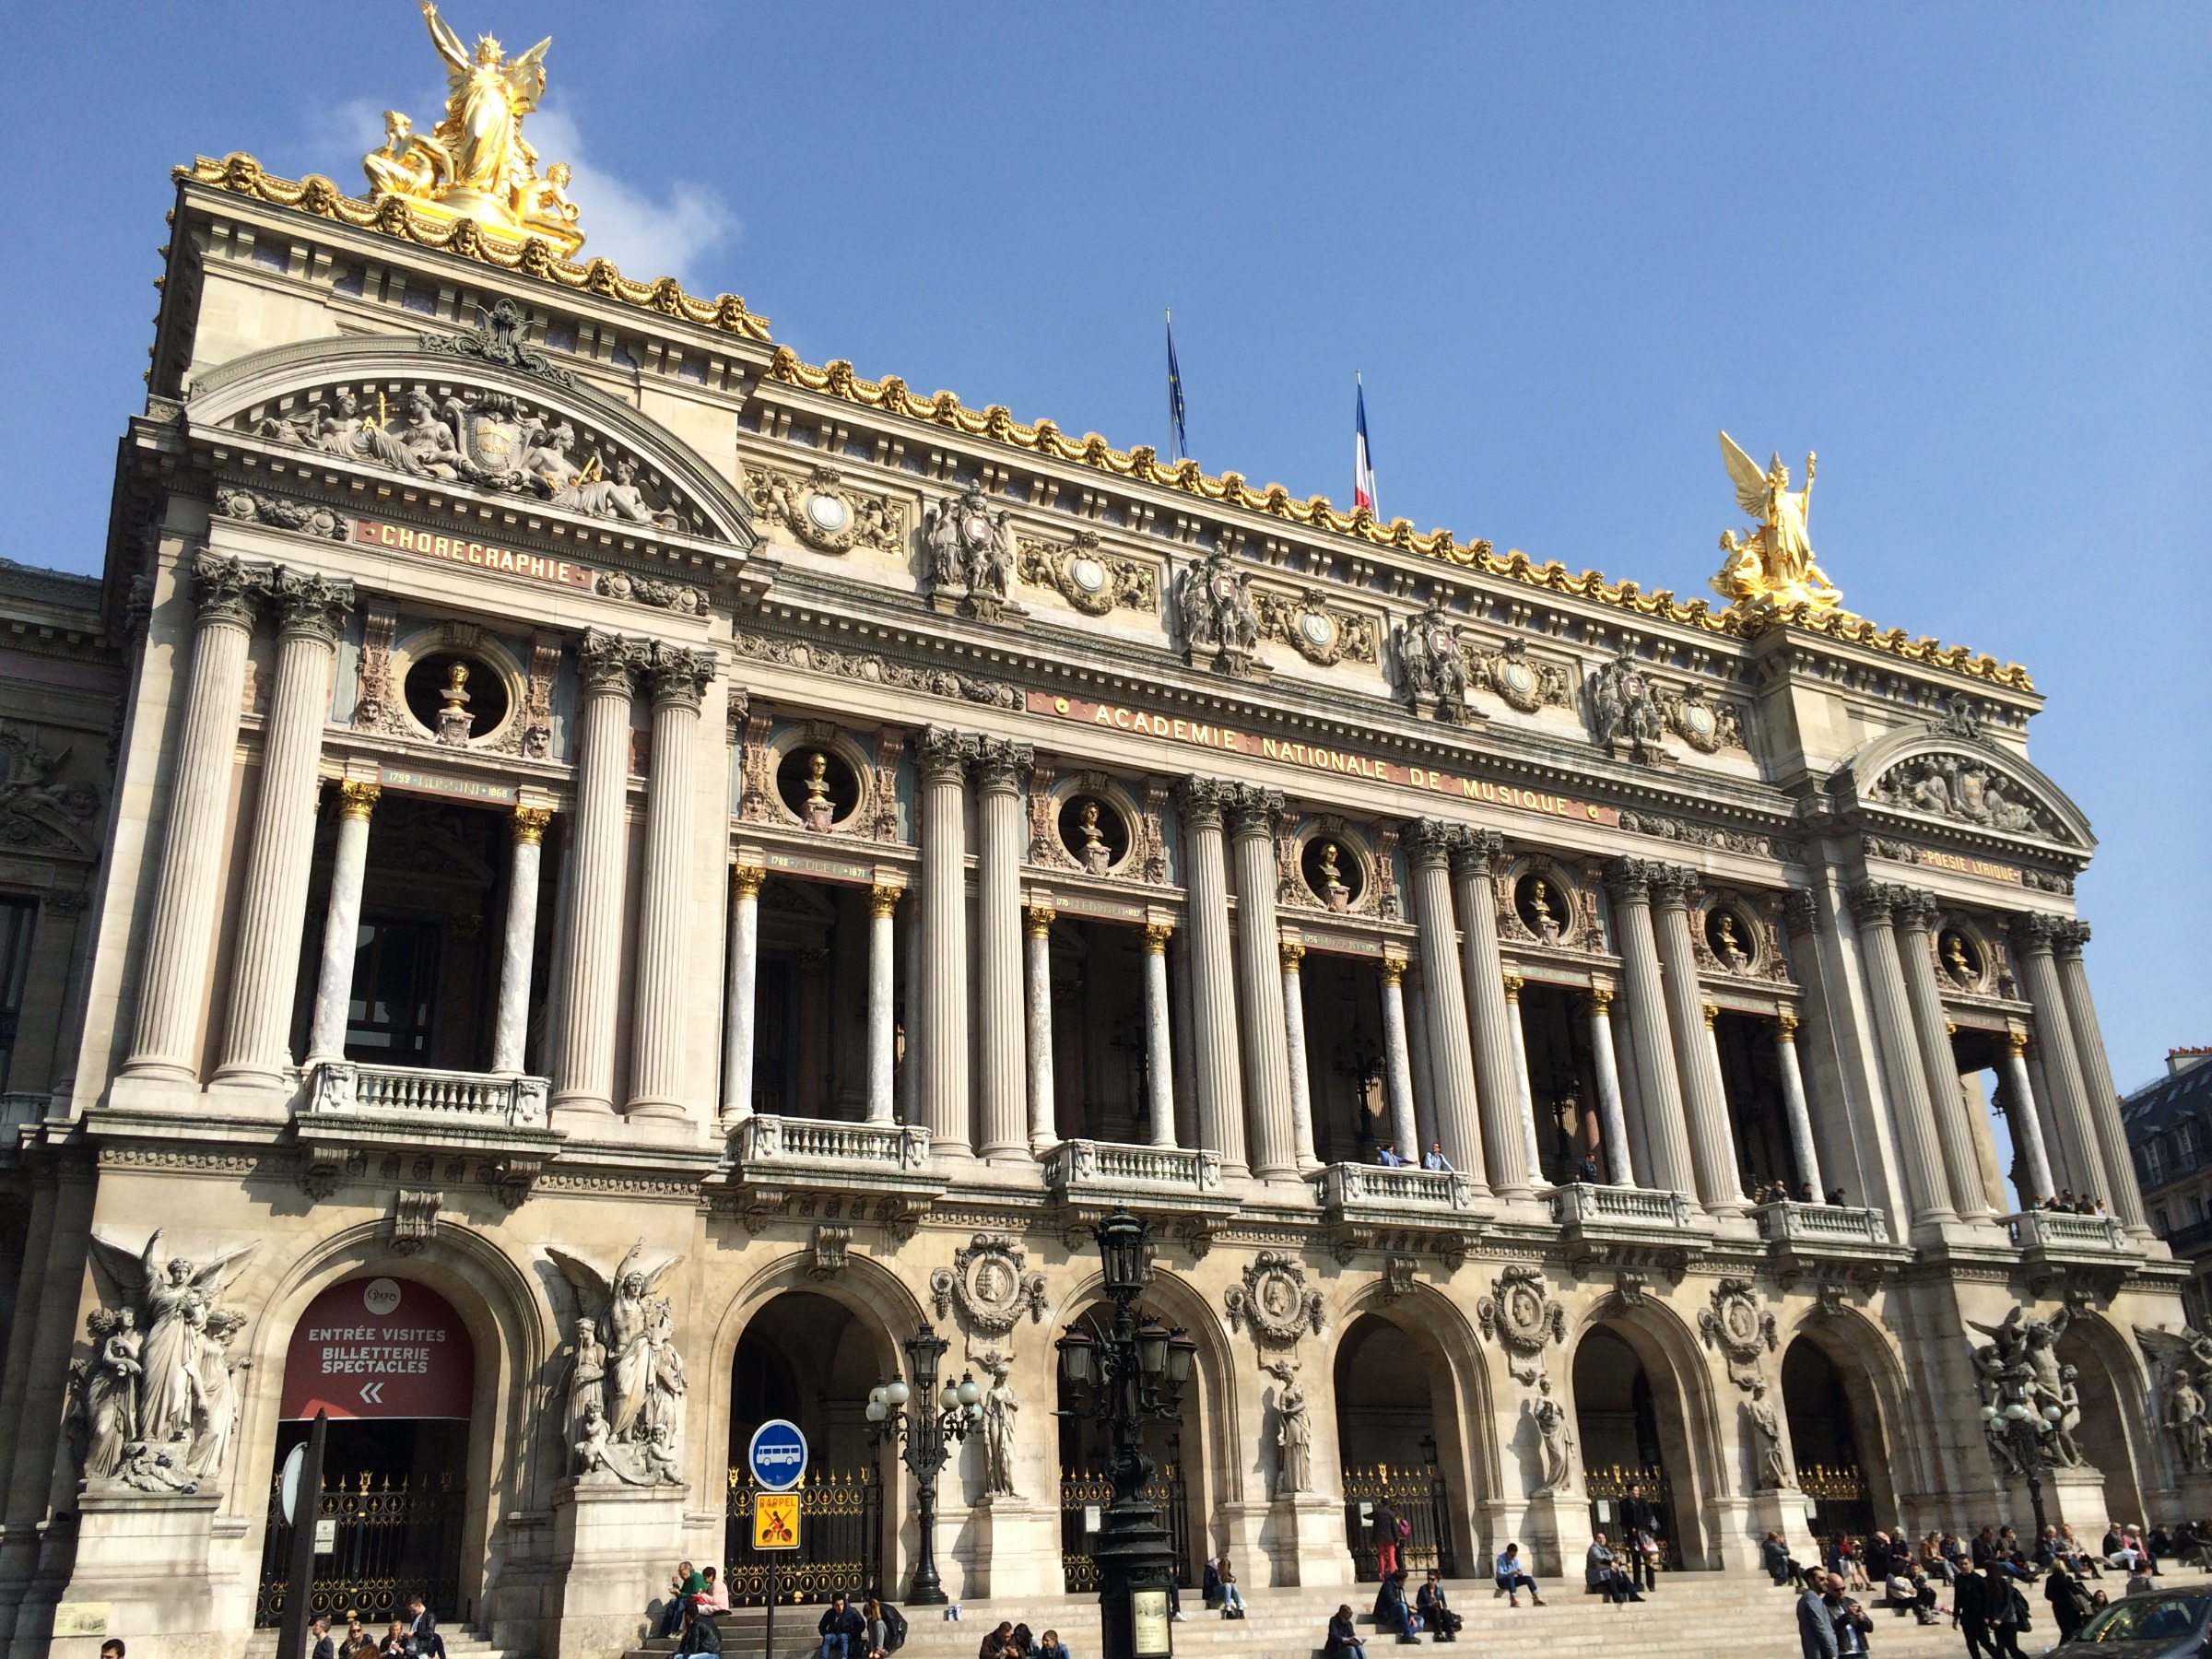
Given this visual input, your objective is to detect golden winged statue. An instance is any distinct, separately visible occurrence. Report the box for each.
[360,2,583,256]
[1709,431,1843,611]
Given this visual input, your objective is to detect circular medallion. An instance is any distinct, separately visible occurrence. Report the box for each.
[1500,660,1535,698]
[1299,611,1336,650]
[961,512,994,547]
[1068,555,1108,594]
[1682,703,1716,742]
[805,492,851,534]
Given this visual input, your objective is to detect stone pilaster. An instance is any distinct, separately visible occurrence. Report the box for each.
[2013,912,2108,1214]
[1999,1029,2055,1206]
[552,629,641,1120]
[1649,865,1746,1214]
[306,781,380,1062]
[1847,881,1958,1229]
[1026,902,1058,1147]
[1379,953,1418,1161]
[1893,889,1995,1218]
[919,726,976,1156]
[489,806,551,1074]
[722,864,766,1121]
[1583,986,1634,1185]
[1229,785,1297,1179]
[2053,920,2150,1233]
[1279,938,1318,1168]
[1145,922,1177,1148]
[973,738,1034,1159]
[1602,858,1696,1197]
[1175,778,1247,1175]
[628,643,712,1119]
[1452,830,1532,1196]
[1774,1011,1825,1198]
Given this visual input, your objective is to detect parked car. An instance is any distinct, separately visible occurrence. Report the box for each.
[2053,1588,2212,1654]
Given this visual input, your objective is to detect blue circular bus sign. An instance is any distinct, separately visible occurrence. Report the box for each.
[747,1418,808,1492]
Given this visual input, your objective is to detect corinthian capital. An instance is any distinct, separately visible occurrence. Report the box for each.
[1847,881,1912,925]
[1227,783,1285,838]
[1645,863,1700,908]
[1603,855,1658,902]
[2049,917,2091,956]
[915,725,976,784]
[1403,818,1454,868]
[191,553,270,629]
[577,629,643,695]
[1890,888,1942,932]
[1452,828,1508,881]
[1173,776,1233,830]
[642,641,715,709]
[971,736,1036,792]
[272,567,356,642]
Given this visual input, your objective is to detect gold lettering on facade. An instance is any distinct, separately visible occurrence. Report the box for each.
[356,517,593,591]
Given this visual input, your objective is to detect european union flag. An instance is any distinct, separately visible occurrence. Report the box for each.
[1166,311,1189,464]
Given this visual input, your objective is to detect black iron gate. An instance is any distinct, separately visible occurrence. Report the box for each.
[1798,1462,1876,1544]
[724,1466,882,1606]
[1060,1463,1192,1591]
[1583,1462,1680,1571]
[255,1471,467,1628]
[1342,1464,1456,1583]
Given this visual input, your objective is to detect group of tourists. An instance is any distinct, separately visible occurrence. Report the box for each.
[305,1597,445,1659]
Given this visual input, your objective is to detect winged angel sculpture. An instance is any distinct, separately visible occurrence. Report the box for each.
[1709,432,1844,612]
[547,1241,688,1487]
[2136,1325,2212,1476]
[76,1230,257,1491]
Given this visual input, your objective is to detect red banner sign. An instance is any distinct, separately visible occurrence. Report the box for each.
[281,1277,475,1420]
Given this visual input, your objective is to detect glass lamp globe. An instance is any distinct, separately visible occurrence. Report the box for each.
[958,1375,982,1407]
[940,1381,961,1413]
[886,1380,911,1407]
[865,1398,887,1423]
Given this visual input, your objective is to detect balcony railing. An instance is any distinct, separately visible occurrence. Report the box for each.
[1315,1163,1477,1213]
[1549,1182,1695,1229]
[1042,1139,1223,1197]
[733,1113,931,1173]
[2008,1207,2130,1252]
[307,1061,548,1127]
[1754,1200,1893,1246]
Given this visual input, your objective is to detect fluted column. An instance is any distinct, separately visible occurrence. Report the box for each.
[1405,964,1439,1157]
[1847,882,1957,1228]
[1403,822,1487,1189]
[918,727,975,1156]
[2053,921,2149,1233]
[1170,934,1199,1152]
[306,781,380,1062]
[869,885,900,1124]
[1379,954,1418,1162]
[1583,988,1633,1185]
[216,569,353,1084]
[127,557,271,1079]
[1025,902,1057,1147]
[489,806,550,1073]
[552,629,641,1118]
[1503,970,1546,1183]
[1451,830,1529,1195]
[1279,940,1318,1168]
[1649,867,1746,1214]
[1175,780,1246,1175]
[1609,992,1654,1185]
[973,738,1034,1159]
[1602,860,1695,1197]
[1228,786,1297,1179]
[1774,1011,1824,1198]
[626,643,712,1118]
[2013,913,2107,1213]
[1999,1029,2056,1207]
[722,865,765,1121]
[1144,922,1176,1148]
[1892,890,1994,1218]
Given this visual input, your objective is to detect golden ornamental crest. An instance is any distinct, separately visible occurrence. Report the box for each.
[360,1,583,256]
[1709,430,1843,613]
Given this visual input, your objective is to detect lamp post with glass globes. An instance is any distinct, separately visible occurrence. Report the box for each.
[865,1322,983,1606]
[1057,1208,1198,1659]
[1978,1366,2062,1543]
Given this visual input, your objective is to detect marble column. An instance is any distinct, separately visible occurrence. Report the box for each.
[1405,964,1439,1158]
[1449,829,1528,1194]
[722,865,765,1122]
[1584,987,1634,1185]
[973,738,1034,1159]
[1229,786,1297,1179]
[2013,912,2107,1214]
[1025,902,1058,1147]
[1174,779,1247,1175]
[1893,890,1994,1218]
[216,569,354,1085]
[1402,821,1486,1189]
[1170,933,1200,1153]
[2000,1029,2056,1207]
[1773,1011,1824,1199]
[552,629,641,1118]
[1379,955,1419,1162]
[1649,867,1747,1214]
[1846,882,1958,1228]
[627,644,712,1119]
[900,893,922,1127]
[918,727,976,1155]
[1602,859,1696,1196]
[126,557,269,1079]
[305,781,380,1062]
[489,806,550,1074]
[869,884,900,1124]
[1145,922,1177,1148]
[1610,992,1655,1186]
[1278,940,1318,1168]
[1503,971,1546,1184]
[2053,921,2150,1233]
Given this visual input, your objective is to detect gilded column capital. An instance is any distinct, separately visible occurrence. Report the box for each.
[1501,969,1524,1000]
[1782,888,1820,939]
[1227,782,1285,839]
[1146,921,1177,955]
[1380,953,1406,988]
[1451,827,1508,882]
[1776,1008,1800,1041]
[1701,1001,1720,1031]
[1276,936,1303,970]
[512,805,553,844]
[732,864,768,900]
[1581,984,1616,1017]
[1025,901,1057,937]
[971,735,1036,793]
[1602,855,1658,903]
[191,553,271,629]
[577,628,644,695]
[336,780,382,821]
[2010,910,2061,953]
[1172,775,1232,830]
[2050,918,2091,957]
[642,641,715,710]
[872,883,904,920]
[2006,1029,2030,1059]
[272,567,356,643]
[915,725,976,785]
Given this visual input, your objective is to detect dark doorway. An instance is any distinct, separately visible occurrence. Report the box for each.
[256,1418,469,1630]
[1334,1313,1456,1583]
[1058,1299,1197,1591]
[1519,983,1602,1183]
[1573,1326,1685,1569]
[1713,1013,1796,1194]
[1782,1339,1874,1539]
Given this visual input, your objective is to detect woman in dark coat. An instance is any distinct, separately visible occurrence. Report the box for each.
[1325,1604,1368,1657]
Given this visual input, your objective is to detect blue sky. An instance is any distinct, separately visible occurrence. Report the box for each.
[4,3,2204,1087]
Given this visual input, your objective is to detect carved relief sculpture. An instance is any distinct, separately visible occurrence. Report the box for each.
[1968,1305,2082,1476]
[1655,682,1747,754]
[1253,587,1376,666]
[1747,1381,1795,1490]
[928,1233,1048,1339]
[1016,529,1157,617]
[547,1240,688,1486]
[1263,1358,1312,1497]
[1394,602,1472,722]
[1873,753,2053,839]
[1172,548,1260,676]
[924,487,1020,621]
[2136,1325,2212,1475]
[747,465,906,556]
[1533,1373,1578,1496]
[1475,636,1572,714]
[1224,1252,1324,1345]
[1585,650,1669,764]
[1699,1277,1779,1391]
[980,1351,1020,1497]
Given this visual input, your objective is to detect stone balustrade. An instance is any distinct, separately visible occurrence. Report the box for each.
[2007,1207,2130,1252]
[1754,1199,1893,1246]
[1043,1138,1224,1196]
[1315,1162,1477,1213]
[308,1060,549,1127]
[1549,1181,1695,1229]
[733,1113,932,1173]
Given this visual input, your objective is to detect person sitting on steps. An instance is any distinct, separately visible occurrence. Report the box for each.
[1325,1603,1368,1657]
[1495,1540,1546,1606]
[1216,1554,1246,1618]
[1373,1568,1420,1644]
[1416,1570,1463,1641]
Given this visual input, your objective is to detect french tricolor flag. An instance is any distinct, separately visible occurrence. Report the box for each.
[1353,378,1378,515]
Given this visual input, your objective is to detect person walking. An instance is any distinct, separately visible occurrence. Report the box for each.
[1797,1572,1841,1659]
[1618,1484,1660,1593]
[311,1618,336,1659]
[1983,1560,2030,1659]
[2047,1568,2094,1644]
[1495,1541,1546,1606]
[1372,1499,1405,1581]
[1953,1555,1994,1659]
[1831,1575,1874,1658]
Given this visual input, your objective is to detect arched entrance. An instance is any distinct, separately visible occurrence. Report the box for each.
[1056,1295,1203,1592]
[2055,1324,2148,1525]
[258,1274,475,1630]
[724,1290,888,1606]
[1572,1324,1693,1570]
[1333,1312,1458,1583]
[1781,1335,1890,1539]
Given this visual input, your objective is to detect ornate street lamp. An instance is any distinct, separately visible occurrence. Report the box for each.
[866,1321,982,1605]
[1979,1376,2064,1542]
[1058,1209,1197,1659]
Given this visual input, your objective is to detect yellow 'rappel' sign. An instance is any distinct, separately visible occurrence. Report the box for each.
[753,1492,800,1550]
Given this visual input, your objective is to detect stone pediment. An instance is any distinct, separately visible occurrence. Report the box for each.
[180,326,757,552]
[1829,724,2092,853]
